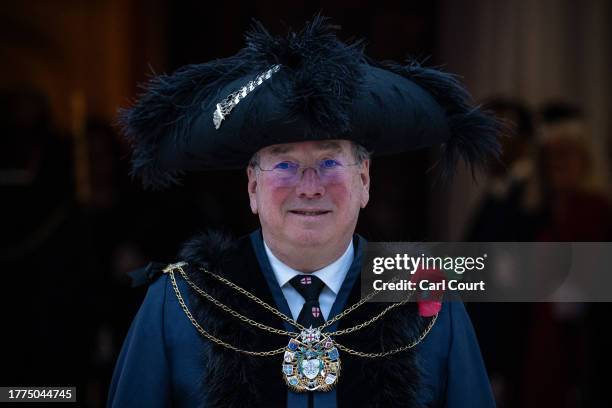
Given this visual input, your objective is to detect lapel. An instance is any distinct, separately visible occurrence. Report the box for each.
[178,230,424,408]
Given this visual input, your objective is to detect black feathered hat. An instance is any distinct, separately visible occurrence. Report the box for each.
[120,15,502,189]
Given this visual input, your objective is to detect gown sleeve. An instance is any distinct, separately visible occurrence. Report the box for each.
[443,300,496,408]
[417,299,496,407]
[107,273,172,407]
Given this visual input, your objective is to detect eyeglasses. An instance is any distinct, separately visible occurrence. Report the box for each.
[255,159,361,186]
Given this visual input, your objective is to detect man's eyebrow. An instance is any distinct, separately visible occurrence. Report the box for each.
[268,141,343,155]
[269,145,293,154]
[317,141,343,152]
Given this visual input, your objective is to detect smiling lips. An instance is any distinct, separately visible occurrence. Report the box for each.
[289,209,332,216]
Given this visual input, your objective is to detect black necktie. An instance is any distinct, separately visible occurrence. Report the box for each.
[289,275,326,328]
[289,274,326,406]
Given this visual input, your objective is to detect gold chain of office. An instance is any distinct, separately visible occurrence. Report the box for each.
[163,262,438,358]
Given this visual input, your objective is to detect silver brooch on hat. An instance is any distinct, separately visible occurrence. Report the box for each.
[212,64,281,130]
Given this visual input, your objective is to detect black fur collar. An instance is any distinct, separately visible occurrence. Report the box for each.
[177,230,426,408]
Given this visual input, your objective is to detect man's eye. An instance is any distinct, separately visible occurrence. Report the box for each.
[273,161,297,170]
[321,159,340,169]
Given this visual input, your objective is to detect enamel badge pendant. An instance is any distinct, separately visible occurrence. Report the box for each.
[282,327,340,392]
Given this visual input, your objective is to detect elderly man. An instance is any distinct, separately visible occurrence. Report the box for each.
[108,17,498,408]
[247,140,370,273]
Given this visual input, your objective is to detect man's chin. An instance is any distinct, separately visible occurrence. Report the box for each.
[287,229,330,248]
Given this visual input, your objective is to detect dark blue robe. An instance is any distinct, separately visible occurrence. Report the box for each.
[108,231,495,407]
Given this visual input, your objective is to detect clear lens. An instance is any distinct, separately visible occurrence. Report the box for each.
[259,159,357,186]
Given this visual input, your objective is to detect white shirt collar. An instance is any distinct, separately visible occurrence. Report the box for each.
[264,240,354,295]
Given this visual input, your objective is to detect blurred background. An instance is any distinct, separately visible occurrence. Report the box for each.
[1,0,611,406]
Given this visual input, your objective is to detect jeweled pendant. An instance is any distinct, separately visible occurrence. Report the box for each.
[281,327,340,392]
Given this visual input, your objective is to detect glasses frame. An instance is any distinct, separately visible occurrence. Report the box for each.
[254,158,363,185]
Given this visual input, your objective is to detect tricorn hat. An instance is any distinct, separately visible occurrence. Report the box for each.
[120,15,502,189]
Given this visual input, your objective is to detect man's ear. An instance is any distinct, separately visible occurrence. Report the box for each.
[360,159,370,208]
[247,166,258,214]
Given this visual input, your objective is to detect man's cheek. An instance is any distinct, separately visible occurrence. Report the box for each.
[327,184,350,203]
[265,176,293,189]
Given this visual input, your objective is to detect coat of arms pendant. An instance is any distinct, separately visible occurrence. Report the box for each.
[282,327,340,392]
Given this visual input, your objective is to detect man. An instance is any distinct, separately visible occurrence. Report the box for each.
[247,140,369,273]
[108,16,498,407]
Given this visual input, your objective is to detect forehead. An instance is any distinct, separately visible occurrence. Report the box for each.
[258,140,351,157]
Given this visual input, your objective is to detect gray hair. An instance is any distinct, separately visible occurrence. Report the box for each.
[351,142,371,164]
[248,141,371,168]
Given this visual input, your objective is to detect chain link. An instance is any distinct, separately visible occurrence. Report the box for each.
[175,264,298,336]
[194,265,306,330]
[323,289,394,333]
[197,265,414,336]
[168,268,285,356]
[164,262,439,358]
[334,313,438,357]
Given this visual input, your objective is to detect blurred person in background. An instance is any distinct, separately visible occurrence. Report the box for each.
[536,103,611,241]
[464,98,540,407]
[0,89,150,406]
[0,87,91,394]
[520,102,612,408]
[466,98,543,242]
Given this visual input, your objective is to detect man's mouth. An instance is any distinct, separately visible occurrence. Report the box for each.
[289,210,331,216]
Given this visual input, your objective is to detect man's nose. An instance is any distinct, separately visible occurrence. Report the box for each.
[295,167,325,197]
